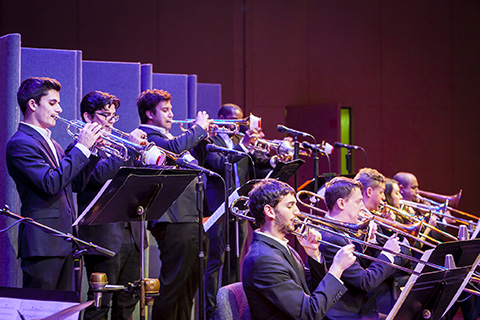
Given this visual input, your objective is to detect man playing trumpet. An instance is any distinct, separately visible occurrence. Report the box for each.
[76,90,148,320]
[243,178,356,320]
[6,77,102,290]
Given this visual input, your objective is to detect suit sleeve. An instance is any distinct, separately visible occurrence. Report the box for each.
[319,231,397,293]
[248,253,347,320]
[7,137,91,196]
[148,125,207,154]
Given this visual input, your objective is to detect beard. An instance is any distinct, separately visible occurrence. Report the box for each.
[274,210,295,235]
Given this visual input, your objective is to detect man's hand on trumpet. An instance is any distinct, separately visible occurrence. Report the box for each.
[77,122,103,149]
[194,111,212,132]
[128,128,149,146]
[241,128,265,149]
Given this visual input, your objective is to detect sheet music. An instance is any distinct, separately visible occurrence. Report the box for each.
[73,179,112,226]
[0,298,79,320]
[203,189,240,232]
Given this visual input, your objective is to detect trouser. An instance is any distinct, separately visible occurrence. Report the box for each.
[151,222,206,320]
[83,228,141,320]
[22,254,74,291]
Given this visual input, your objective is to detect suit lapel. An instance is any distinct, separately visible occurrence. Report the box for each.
[255,233,310,292]
[19,123,59,168]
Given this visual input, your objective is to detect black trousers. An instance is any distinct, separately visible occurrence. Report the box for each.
[21,255,74,291]
[151,222,206,320]
[204,217,248,319]
[83,228,141,320]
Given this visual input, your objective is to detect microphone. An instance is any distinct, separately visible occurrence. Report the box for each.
[333,142,363,150]
[301,141,334,155]
[277,125,312,138]
[206,144,246,156]
[175,157,217,176]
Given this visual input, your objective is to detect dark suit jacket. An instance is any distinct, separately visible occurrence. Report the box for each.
[6,123,98,258]
[319,227,398,320]
[139,124,208,223]
[204,134,272,214]
[242,232,347,320]
[76,153,145,254]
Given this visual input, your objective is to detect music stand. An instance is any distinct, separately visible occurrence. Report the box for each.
[387,240,480,319]
[265,159,304,182]
[75,167,200,320]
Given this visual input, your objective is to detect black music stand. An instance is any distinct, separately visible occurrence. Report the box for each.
[265,159,304,182]
[76,167,200,320]
[386,239,480,320]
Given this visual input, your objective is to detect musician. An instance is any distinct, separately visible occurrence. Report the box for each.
[136,88,210,320]
[76,91,148,320]
[243,178,356,320]
[354,169,404,315]
[393,172,451,242]
[354,168,386,212]
[6,77,102,290]
[203,103,275,319]
[319,177,402,319]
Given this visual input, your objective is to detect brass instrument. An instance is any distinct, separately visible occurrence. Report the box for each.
[418,189,462,208]
[172,115,255,135]
[416,193,478,221]
[250,139,312,160]
[296,190,437,249]
[378,203,458,243]
[229,196,445,275]
[55,116,184,165]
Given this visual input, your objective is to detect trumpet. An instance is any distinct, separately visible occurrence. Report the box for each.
[55,116,184,165]
[250,138,312,160]
[172,115,256,135]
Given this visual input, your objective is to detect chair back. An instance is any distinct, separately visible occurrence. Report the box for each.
[214,282,251,320]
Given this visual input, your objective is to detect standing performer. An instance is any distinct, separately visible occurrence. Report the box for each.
[203,103,275,319]
[136,88,210,320]
[243,178,356,319]
[77,91,148,320]
[6,77,101,290]
[319,177,402,319]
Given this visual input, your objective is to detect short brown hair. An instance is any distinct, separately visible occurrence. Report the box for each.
[324,177,363,211]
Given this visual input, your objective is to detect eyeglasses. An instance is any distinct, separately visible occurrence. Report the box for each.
[95,112,120,122]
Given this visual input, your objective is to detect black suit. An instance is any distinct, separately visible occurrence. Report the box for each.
[139,124,208,320]
[203,134,273,318]
[6,123,98,290]
[77,152,145,320]
[319,227,398,319]
[243,232,347,320]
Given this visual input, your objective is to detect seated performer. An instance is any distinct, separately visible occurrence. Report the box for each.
[204,103,275,318]
[136,88,210,320]
[76,90,148,320]
[319,177,402,320]
[243,178,356,320]
[6,77,102,290]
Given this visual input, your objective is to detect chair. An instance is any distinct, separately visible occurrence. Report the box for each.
[214,282,251,320]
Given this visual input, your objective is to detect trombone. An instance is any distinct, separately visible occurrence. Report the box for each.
[230,197,443,275]
[55,116,184,165]
[378,202,458,243]
[296,190,437,249]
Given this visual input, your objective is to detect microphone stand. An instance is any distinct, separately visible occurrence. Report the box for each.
[223,156,233,284]
[346,149,353,175]
[197,174,206,320]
